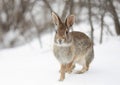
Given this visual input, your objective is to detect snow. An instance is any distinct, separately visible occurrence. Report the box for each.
[0,36,120,85]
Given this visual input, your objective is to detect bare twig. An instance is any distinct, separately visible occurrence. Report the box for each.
[42,0,53,12]
[88,0,94,42]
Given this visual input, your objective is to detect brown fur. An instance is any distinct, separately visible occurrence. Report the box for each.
[52,12,94,81]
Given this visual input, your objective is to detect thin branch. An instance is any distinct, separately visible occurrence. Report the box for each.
[42,0,53,12]
[88,0,94,42]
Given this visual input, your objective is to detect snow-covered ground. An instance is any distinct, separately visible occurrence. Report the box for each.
[0,36,120,85]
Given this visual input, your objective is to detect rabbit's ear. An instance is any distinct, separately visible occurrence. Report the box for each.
[65,15,75,28]
[52,12,62,26]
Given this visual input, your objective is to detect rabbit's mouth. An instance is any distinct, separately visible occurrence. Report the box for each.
[56,39,64,44]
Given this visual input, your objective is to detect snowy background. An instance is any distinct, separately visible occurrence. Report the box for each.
[0,0,120,85]
[0,35,120,85]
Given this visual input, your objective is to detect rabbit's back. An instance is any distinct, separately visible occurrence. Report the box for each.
[71,31,93,64]
[71,31,92,50]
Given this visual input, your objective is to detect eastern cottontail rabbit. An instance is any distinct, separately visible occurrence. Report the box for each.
[52,12,94,81]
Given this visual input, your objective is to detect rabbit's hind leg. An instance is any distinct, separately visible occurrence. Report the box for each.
[76,65,88,74]
[75,60,89,74]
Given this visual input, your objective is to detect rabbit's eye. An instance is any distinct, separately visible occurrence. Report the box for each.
[55,30,58,33]
[66,30,68,34]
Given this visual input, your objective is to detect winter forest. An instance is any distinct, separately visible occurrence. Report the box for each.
[0,0,120,48]
[0,0,120,85]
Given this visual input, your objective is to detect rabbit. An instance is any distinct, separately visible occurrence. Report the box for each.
[52,12,94,81]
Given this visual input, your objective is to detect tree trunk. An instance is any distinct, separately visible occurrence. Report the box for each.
[88,0,94,42]
[69,0,74,14]
[61,0,71,20]
[100,11,105,44]
[108,0,120,35]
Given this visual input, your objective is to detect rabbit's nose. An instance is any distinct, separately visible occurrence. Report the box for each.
[59,40,62,44]
[57,39,64,44]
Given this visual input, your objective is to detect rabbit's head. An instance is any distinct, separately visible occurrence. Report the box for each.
[52,12,75,46]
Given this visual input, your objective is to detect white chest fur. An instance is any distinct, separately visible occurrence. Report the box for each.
[53,44,74,64]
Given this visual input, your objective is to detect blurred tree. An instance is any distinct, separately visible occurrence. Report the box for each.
[107,0,120,35]
[0,0,120,49]
[88,0,94,42]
